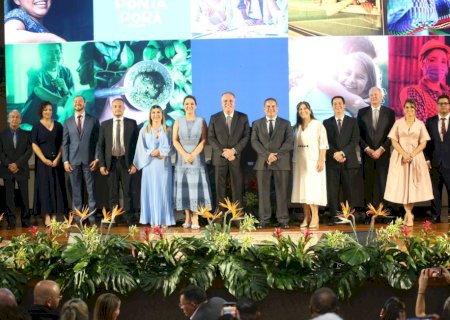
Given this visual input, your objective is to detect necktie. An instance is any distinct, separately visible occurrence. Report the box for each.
[77,115,82,135]
[13,131,17,149]
[442,118,447,139]
[115,119,121,155]
[373,108,379,129]
[337,119,342,133]
[269,119,274,137]
[226,116,232,133]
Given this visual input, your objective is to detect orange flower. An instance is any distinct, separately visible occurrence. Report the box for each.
[102,207,112,223]
[337,201,355,222]
[74,206,91,220]
[366,203,390,217]
[195,204,213,218]
[62,212,75,229]
[219,197,243,219]
[111,205,125,222]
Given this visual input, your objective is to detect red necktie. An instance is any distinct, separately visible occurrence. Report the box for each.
[442,118,447,139]
[77,115,82,135]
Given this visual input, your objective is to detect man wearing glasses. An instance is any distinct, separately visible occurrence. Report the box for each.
[425,94,450,223]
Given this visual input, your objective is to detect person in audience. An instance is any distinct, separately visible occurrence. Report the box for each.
[236,297,260,320]
[291,101,328,229]
[309,287,342,319]
[173,95,212,230]
[133,105,175,227]
[22,43,74,127]
[251,97,294,229]
[31,101,68,226]
[416,266,450,319]
[60,299,89,320]
[323,96,360,226]
[425,94,450,223]
[0,288,17,307]
[97,97,138,225]
[379,297,406,320]
[208,92,250,209]
[4,0,65,44]
[0,306,30,320]
[179,285,225,320]
[357,87,395,212]
[63,95,100,224]
[400,39,450,123]
[0,110,32,228]
[384,99,433,227]
[93,293,121,320]
[28,280,61,320]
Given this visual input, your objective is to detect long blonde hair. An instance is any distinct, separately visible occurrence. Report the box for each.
[147,105,168,133]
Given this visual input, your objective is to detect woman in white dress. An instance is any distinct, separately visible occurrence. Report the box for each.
[291,101,329,229]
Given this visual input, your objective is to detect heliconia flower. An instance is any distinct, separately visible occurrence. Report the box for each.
[423,220,432,233]
[401,225,411,237]
[304,228,312,241]
[30,226,38,238]
[153,226,164,240]
[366,202,390,217]
[274,227,282,241]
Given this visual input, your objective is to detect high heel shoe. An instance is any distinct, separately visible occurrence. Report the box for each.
[182,223,191,228]
[403,213,414,227]
[300,220,310,228]
[308,223,319,230]
[44,214,51,226]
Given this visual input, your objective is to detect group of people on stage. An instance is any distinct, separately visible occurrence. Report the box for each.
[1,87,449,229]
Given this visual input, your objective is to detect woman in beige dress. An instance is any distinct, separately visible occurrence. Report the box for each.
[291,101,328,229]
[384,99,433,226]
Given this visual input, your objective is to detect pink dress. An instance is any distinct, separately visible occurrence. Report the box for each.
[384,117,433,204]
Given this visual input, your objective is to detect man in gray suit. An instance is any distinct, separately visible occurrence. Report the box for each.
[251,98,294,229]
[208,92,250,207]
[63,95,99,222]
[97,98,138,225]
[0,110,32,228]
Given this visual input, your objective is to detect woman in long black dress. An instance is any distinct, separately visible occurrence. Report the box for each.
[31,101,67,225]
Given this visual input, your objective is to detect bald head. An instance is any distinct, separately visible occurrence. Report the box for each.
[0,288,17,307]
[309,287,339,317]
[33,280,62,309]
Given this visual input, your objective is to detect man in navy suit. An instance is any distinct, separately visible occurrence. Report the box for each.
[251,98,294,228]
[324,96,360,225]
[425,94,450,223]
[63,95,99,221]
[0,110,32,228]
[97,98,138,225]
[208,92,250,207]
[357,87,395,209]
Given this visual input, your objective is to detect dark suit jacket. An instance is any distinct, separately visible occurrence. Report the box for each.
[251,117,294,170]
[425,115,450,169]
[323,115,360,169]
[357,106,395,166]
[62,114,99,165]
[208,111,250,166]
[0,128,32,180]
[192,297,226,320]
[97,117,138,170]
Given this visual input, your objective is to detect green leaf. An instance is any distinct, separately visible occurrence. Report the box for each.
[120,44,135,68]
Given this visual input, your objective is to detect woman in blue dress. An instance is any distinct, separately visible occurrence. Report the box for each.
[133,105,175,226]
[173,95,212,230]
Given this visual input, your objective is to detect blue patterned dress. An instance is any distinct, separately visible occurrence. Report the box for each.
[5,8,48,33]
[173,117,212,211]
[133,126,175,226]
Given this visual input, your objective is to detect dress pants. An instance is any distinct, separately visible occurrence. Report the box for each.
[108,157,133,224]
[256,169,290,224]
[4,178,30,225]
[214,163,243,207]
[430,167,450,221]
[69,164,97,216]
[326,166,358,217]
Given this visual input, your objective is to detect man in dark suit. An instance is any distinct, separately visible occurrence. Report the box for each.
[179,285,226,320]
[324,96,360,225]
[357,87,395,209]
[425,94,450,223]
[97,98,138,225]
[0,110,32,228]
[251,98,294,228]
[208,92,250,207]
[63,95,99,222]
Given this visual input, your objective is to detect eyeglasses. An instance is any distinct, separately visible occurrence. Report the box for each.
[438,102,450,106]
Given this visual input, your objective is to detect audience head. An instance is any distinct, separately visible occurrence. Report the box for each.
[379,296,406,320]
[33,280,62,310]
[237,297,260,320]
[94,293,121,320]
[442,296,450,320]
[60,299,89,320]
[309,287,339,317]
[0,288,17,307]
[0,305,29,320]
[179,285,207,318]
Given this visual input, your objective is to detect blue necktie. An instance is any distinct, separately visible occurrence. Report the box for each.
[13,131,17,148]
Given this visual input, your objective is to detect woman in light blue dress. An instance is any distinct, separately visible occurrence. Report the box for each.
[133,105,175,226]
[173,95,212,230]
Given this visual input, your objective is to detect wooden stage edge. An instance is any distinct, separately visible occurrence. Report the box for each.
[1,219,448,243]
